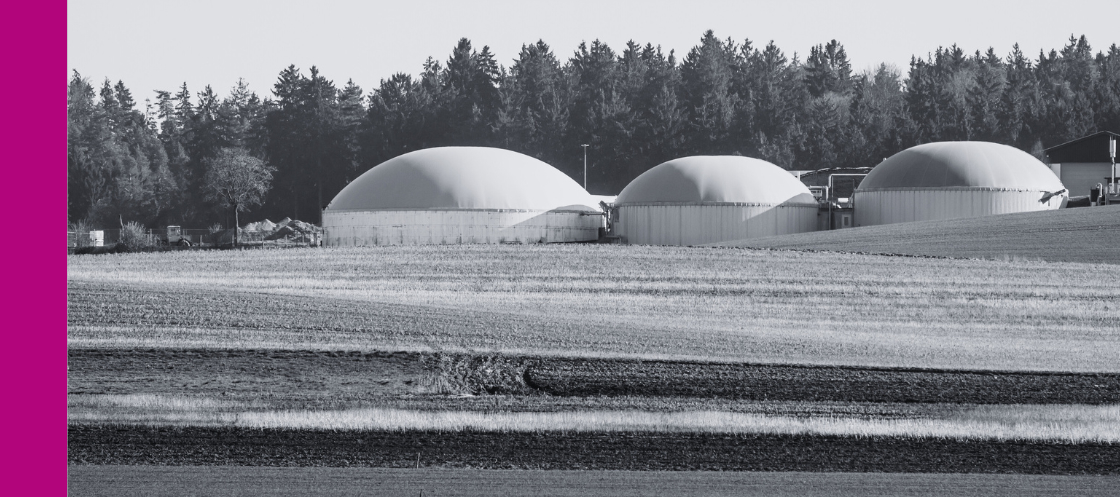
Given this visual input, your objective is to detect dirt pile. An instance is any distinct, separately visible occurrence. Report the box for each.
[240,218,323,243]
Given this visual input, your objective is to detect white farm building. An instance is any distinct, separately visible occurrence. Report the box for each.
[854,142,1068,226]
[612,156,819,245]
[322,147,603,246]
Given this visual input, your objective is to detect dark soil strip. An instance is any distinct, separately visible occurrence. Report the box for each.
[68,425,1120,474]
[524,358,1120,404]
[69,348,1120,404]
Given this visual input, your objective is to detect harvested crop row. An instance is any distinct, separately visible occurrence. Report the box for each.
[68,405,1120,443]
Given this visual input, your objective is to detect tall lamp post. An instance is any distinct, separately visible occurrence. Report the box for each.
[1110,137,1117,204]
[581,144,589,190]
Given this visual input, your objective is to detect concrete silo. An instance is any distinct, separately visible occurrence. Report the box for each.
[322,147,603,246]
[854,142,1067,226]
[612,156,819,245]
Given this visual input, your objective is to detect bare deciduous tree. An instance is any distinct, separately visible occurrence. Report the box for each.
[204,147,274,247]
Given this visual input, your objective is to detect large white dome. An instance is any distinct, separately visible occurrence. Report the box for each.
[616,156,817,206]
[327,147,599,211]
[858,141,1064,192]
[854,141,1067,227]
[612,156,819,245]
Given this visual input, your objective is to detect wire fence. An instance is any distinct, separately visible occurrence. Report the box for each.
[68,228,321,250]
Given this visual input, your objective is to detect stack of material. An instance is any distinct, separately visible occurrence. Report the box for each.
[243,219,279,232]
[236,218,323,242]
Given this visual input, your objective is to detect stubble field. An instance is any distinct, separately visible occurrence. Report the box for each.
[68,243,1120,371]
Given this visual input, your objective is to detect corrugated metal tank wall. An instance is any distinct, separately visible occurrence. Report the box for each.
[614,203,818,246]
[854,188,1065,226]
[853,142,1068,226]
[323,209,603,246]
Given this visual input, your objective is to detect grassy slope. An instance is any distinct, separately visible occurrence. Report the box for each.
[67,245,1120,371]
[714,205,1120,264]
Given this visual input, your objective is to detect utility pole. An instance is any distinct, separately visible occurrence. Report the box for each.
[581,144,589,190]
[1110,137,1116,204]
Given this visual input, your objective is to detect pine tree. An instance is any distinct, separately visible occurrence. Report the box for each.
[567,40,632,191]
[441,39,502,145]
[998,44,1037,147]
[501,40,570,166]
[679,31,740,155]
[967,48,1006,141]
[1094,44,1120,133]
[744,41,804,168]
[337,79,367,185]
[804,40,853,97]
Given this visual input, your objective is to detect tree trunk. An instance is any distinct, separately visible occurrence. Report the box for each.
[233,206,239,248]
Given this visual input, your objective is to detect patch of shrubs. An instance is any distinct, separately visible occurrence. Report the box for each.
[117,221,153,251]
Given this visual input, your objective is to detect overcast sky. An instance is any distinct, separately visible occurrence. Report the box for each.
[68,0,1117,104]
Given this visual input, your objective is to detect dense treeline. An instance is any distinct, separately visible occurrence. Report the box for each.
[67,32,1120,228]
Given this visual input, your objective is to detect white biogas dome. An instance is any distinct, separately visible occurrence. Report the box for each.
[854,142,1067,226]
[612,156,819,245]
[323,147,603,245]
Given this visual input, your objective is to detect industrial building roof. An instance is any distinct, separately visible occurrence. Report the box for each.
[1044,131,1119,163]
[326,147,600,211]
[857,142,1065,191]
[615,156,817,205]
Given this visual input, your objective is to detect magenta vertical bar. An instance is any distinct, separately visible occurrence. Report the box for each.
[1,1,67,495]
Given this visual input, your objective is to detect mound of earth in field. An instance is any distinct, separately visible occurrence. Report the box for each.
[712,205,1120,264]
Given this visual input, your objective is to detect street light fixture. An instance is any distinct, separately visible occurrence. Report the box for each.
[581,144,589,190]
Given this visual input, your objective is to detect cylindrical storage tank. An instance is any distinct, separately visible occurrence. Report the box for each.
[854,142,1067,226]
[612,156,819,246]
[323,147,603,246]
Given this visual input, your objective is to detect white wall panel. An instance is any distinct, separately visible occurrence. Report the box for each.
[323,209,603,246]
[614,204,818,246]
[854,188,1066,227]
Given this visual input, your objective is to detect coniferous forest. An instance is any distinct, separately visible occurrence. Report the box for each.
[67,32,1120,228]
